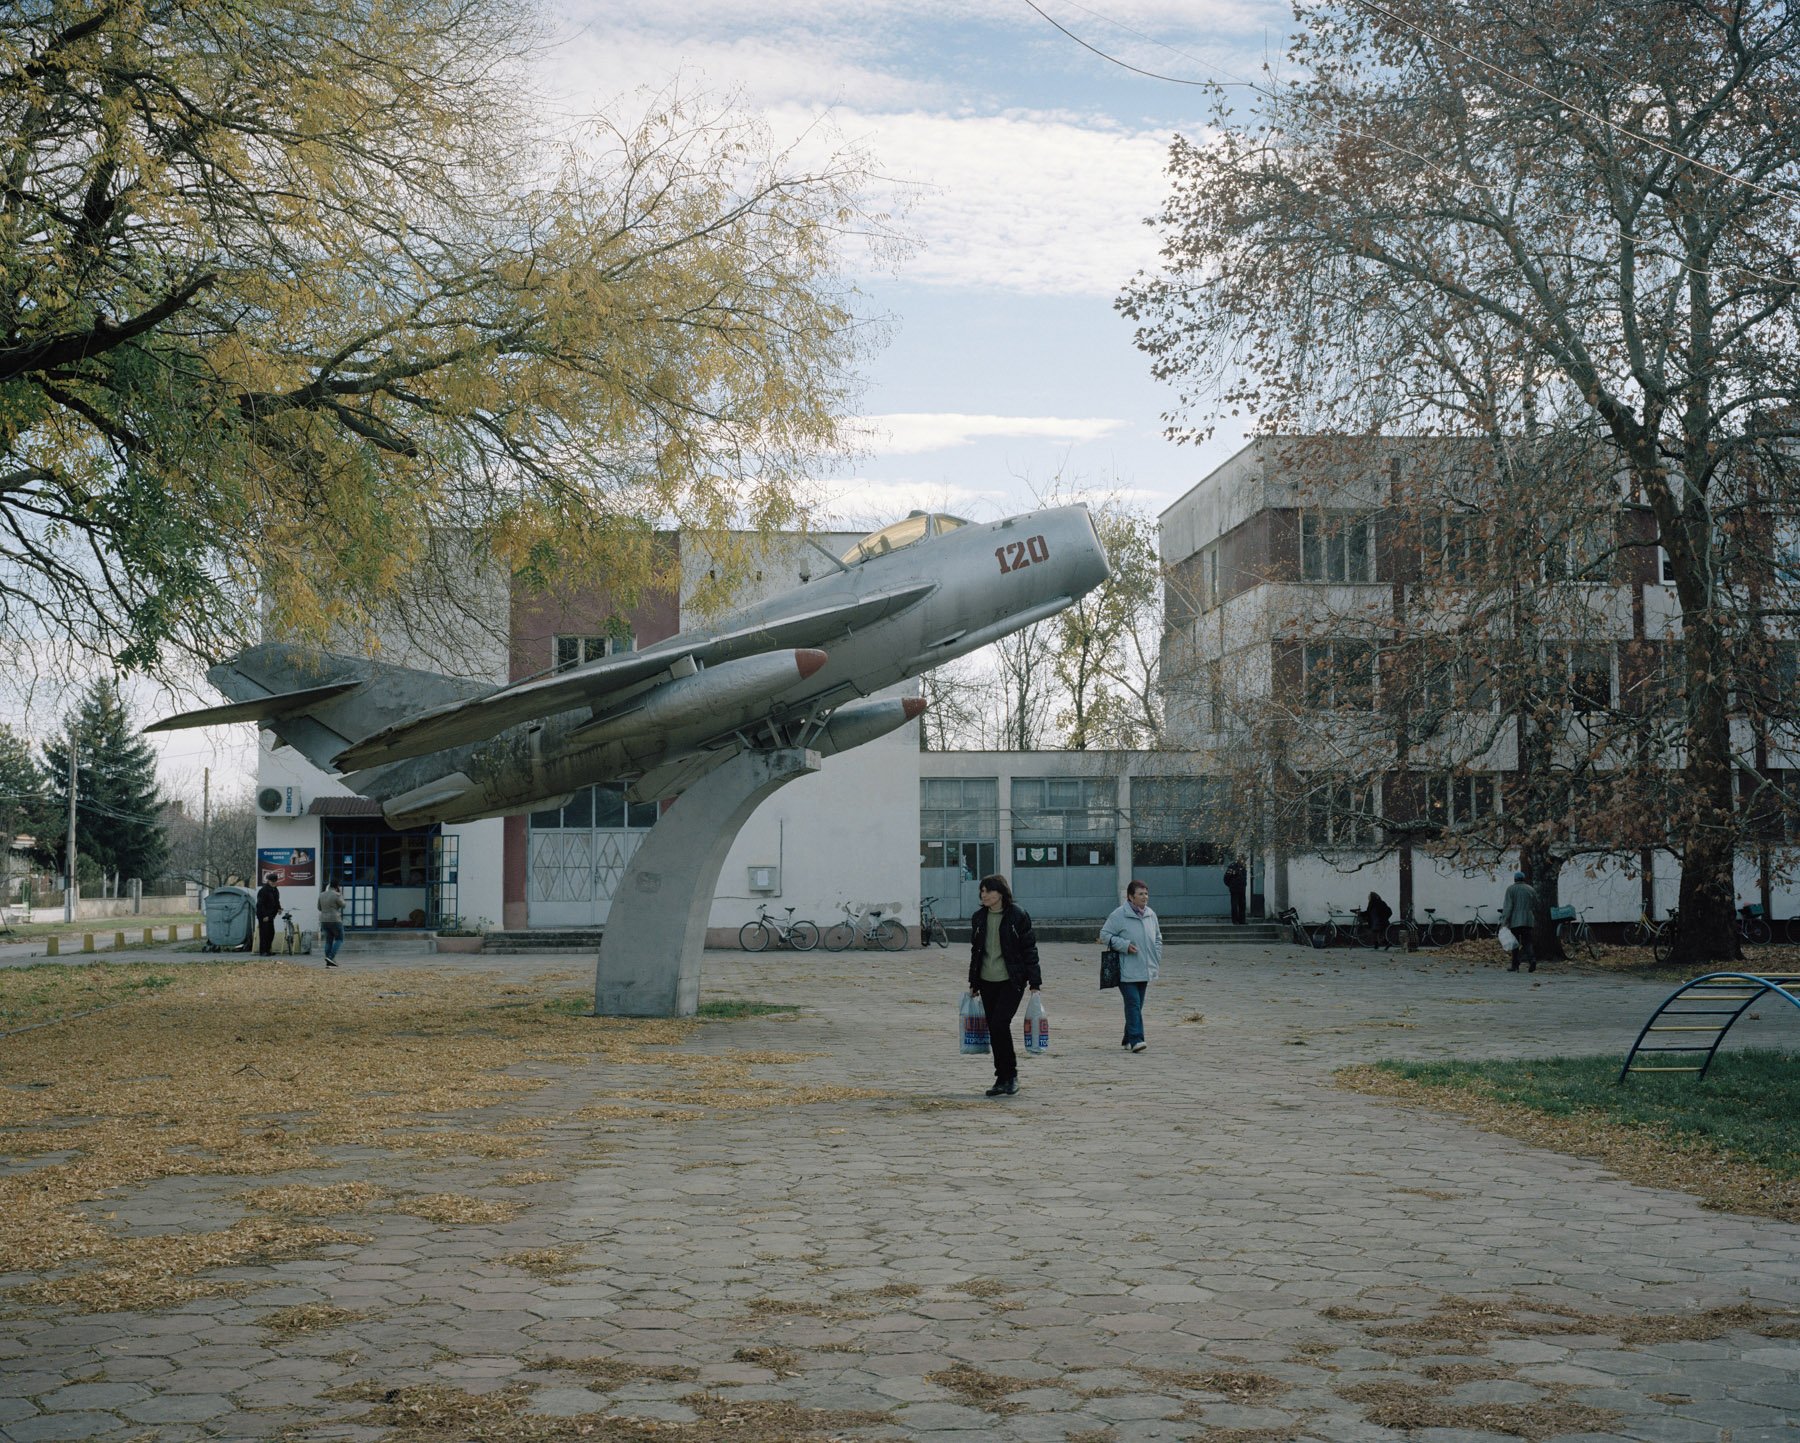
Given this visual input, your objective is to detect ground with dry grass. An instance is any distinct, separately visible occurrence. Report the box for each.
[0,960,887,1312]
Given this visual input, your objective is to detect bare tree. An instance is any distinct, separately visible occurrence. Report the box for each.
[1122,0,1800,963]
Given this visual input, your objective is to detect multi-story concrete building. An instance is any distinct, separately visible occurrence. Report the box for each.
[1158,436,1800,927]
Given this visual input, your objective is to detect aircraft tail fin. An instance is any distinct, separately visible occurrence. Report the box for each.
[150,643,494,775]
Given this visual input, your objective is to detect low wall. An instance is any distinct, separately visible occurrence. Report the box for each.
[25,896,197,922]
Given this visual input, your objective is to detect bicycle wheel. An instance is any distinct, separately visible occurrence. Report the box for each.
[739,921,771,952]
[928,919,949,948]
[822,922,854,952]
[1652,925,1678,968]
[1627,919,1655,948]
[789,920,819,951]
[876,917,907,951]
[1384,921,1408,948]
[1745,918,1771,945]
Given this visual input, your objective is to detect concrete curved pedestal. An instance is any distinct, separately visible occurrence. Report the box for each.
[593,747,821,1017]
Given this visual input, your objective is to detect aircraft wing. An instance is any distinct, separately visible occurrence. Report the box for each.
[331,581,935,769]
[145,680,363,732]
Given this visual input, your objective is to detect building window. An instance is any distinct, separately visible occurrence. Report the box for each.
[530,782,656,831]
[1544,516,1613,582]
[1420,655,1492,711]
[1423,774,1498,830]
[1544,643,1613,714]
[1745,769,1800,843]
[1420,513,1488,583]
[1301,513,1373,583]
[554,630,636,672]
[1303,641,1375,710]
[1011,777,1116,868]
[1658,546,1677,585]
[1305,780,1379,849]
[920,778,999,881]
[1130,776,1228,869]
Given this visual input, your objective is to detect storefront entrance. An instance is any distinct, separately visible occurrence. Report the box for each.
[319,820,457,929]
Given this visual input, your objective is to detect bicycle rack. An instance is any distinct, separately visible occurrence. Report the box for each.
[1618,971,1800,1083]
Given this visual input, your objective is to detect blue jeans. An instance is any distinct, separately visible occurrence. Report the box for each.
[322,921,344,959]
[1119,981,1148,1045]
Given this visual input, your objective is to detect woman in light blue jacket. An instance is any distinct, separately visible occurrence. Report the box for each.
[1100,880,1162,1052]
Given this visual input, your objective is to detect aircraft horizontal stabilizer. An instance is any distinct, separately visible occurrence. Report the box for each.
[333,582,935,769]
[144,680,363,733]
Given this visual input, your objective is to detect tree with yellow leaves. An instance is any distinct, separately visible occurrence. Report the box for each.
[1,0,886,676]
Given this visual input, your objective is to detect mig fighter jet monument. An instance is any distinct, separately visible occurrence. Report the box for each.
[151,505,1111,1015]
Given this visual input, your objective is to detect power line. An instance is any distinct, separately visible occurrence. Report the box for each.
[1022,0,1798,287]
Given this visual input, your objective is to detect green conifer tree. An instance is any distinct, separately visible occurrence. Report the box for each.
[39,682,167,891]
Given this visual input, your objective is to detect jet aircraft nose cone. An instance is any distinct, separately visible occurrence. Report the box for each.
[796,649,829,680]
[902,696,928,720]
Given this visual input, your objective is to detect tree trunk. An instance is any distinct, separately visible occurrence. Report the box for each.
[1522,843,1566,962]
[1670,609,1743,966]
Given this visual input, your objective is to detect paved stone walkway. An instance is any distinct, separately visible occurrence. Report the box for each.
[2,941,1797,1441]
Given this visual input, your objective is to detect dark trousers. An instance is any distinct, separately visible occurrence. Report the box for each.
[1227,887,1246,924]
[257,918,275,955]
[1509,925,1536,969]
[978,977,1026,1083]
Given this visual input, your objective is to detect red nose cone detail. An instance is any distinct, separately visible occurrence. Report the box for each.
[795,649,828,680]
[902,696,928,720]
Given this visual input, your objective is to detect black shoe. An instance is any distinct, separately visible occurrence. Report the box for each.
[985,1081,1008,1097]
[325,960,338,968]
[1003,1078,1019,1095]
[1508,962,1519,971]
[1527,962,1537,973]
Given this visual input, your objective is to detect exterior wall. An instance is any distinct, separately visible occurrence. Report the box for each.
[1159,435,1800,931]
[706,705,920,942]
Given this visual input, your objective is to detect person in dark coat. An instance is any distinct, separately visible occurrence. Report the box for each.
[1223,857,1248,924]
[255,873,281,956]
[1501,870,1540,972]
[967,873,1042,1098]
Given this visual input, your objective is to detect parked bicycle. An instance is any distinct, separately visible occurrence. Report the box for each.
[739,905,819,952]
[918,895,950,949]
[1466,904,1501,939]
[823,902,907,952]
[1552,904,1598,959]
[277,909,304,956]
[1388,907,1457,948]
[1627,908,1671,950]
[1651,907,1681,967]
[1737,903,1773,946]
[1324,904,1390,950]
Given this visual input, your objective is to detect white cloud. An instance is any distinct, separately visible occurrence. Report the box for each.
[855,412,1126,455]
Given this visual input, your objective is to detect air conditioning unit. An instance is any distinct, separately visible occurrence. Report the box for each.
[256,785,304,817]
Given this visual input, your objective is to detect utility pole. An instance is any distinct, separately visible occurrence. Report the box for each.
[201,767,211,897]
[64,722,77,923]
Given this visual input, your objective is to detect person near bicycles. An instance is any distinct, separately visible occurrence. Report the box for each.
[318,880,346,968]
[968,874,1041,1098]
[255,873,281,956]
[1501,870,1539,973]
[1101,880,1162,1053]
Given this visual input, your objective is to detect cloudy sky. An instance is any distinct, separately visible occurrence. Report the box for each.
[88,0,1300,802]
[544,0,1291,525]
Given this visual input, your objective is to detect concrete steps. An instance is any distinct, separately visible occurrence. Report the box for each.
[482,921,1290,952]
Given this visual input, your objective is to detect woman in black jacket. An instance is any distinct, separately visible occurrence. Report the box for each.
[968,873,1043,1097]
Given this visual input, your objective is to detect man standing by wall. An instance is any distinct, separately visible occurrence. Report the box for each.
[1223,856,1248,925]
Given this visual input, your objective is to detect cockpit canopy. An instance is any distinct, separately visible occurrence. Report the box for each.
[839,510,970,565]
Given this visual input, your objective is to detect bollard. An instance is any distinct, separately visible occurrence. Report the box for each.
[192,923,201,939]
[168,925,177,942]
[115,931,126,950]
[143,928,153,945]
[46,936,58,956]
[82,933,95,952]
